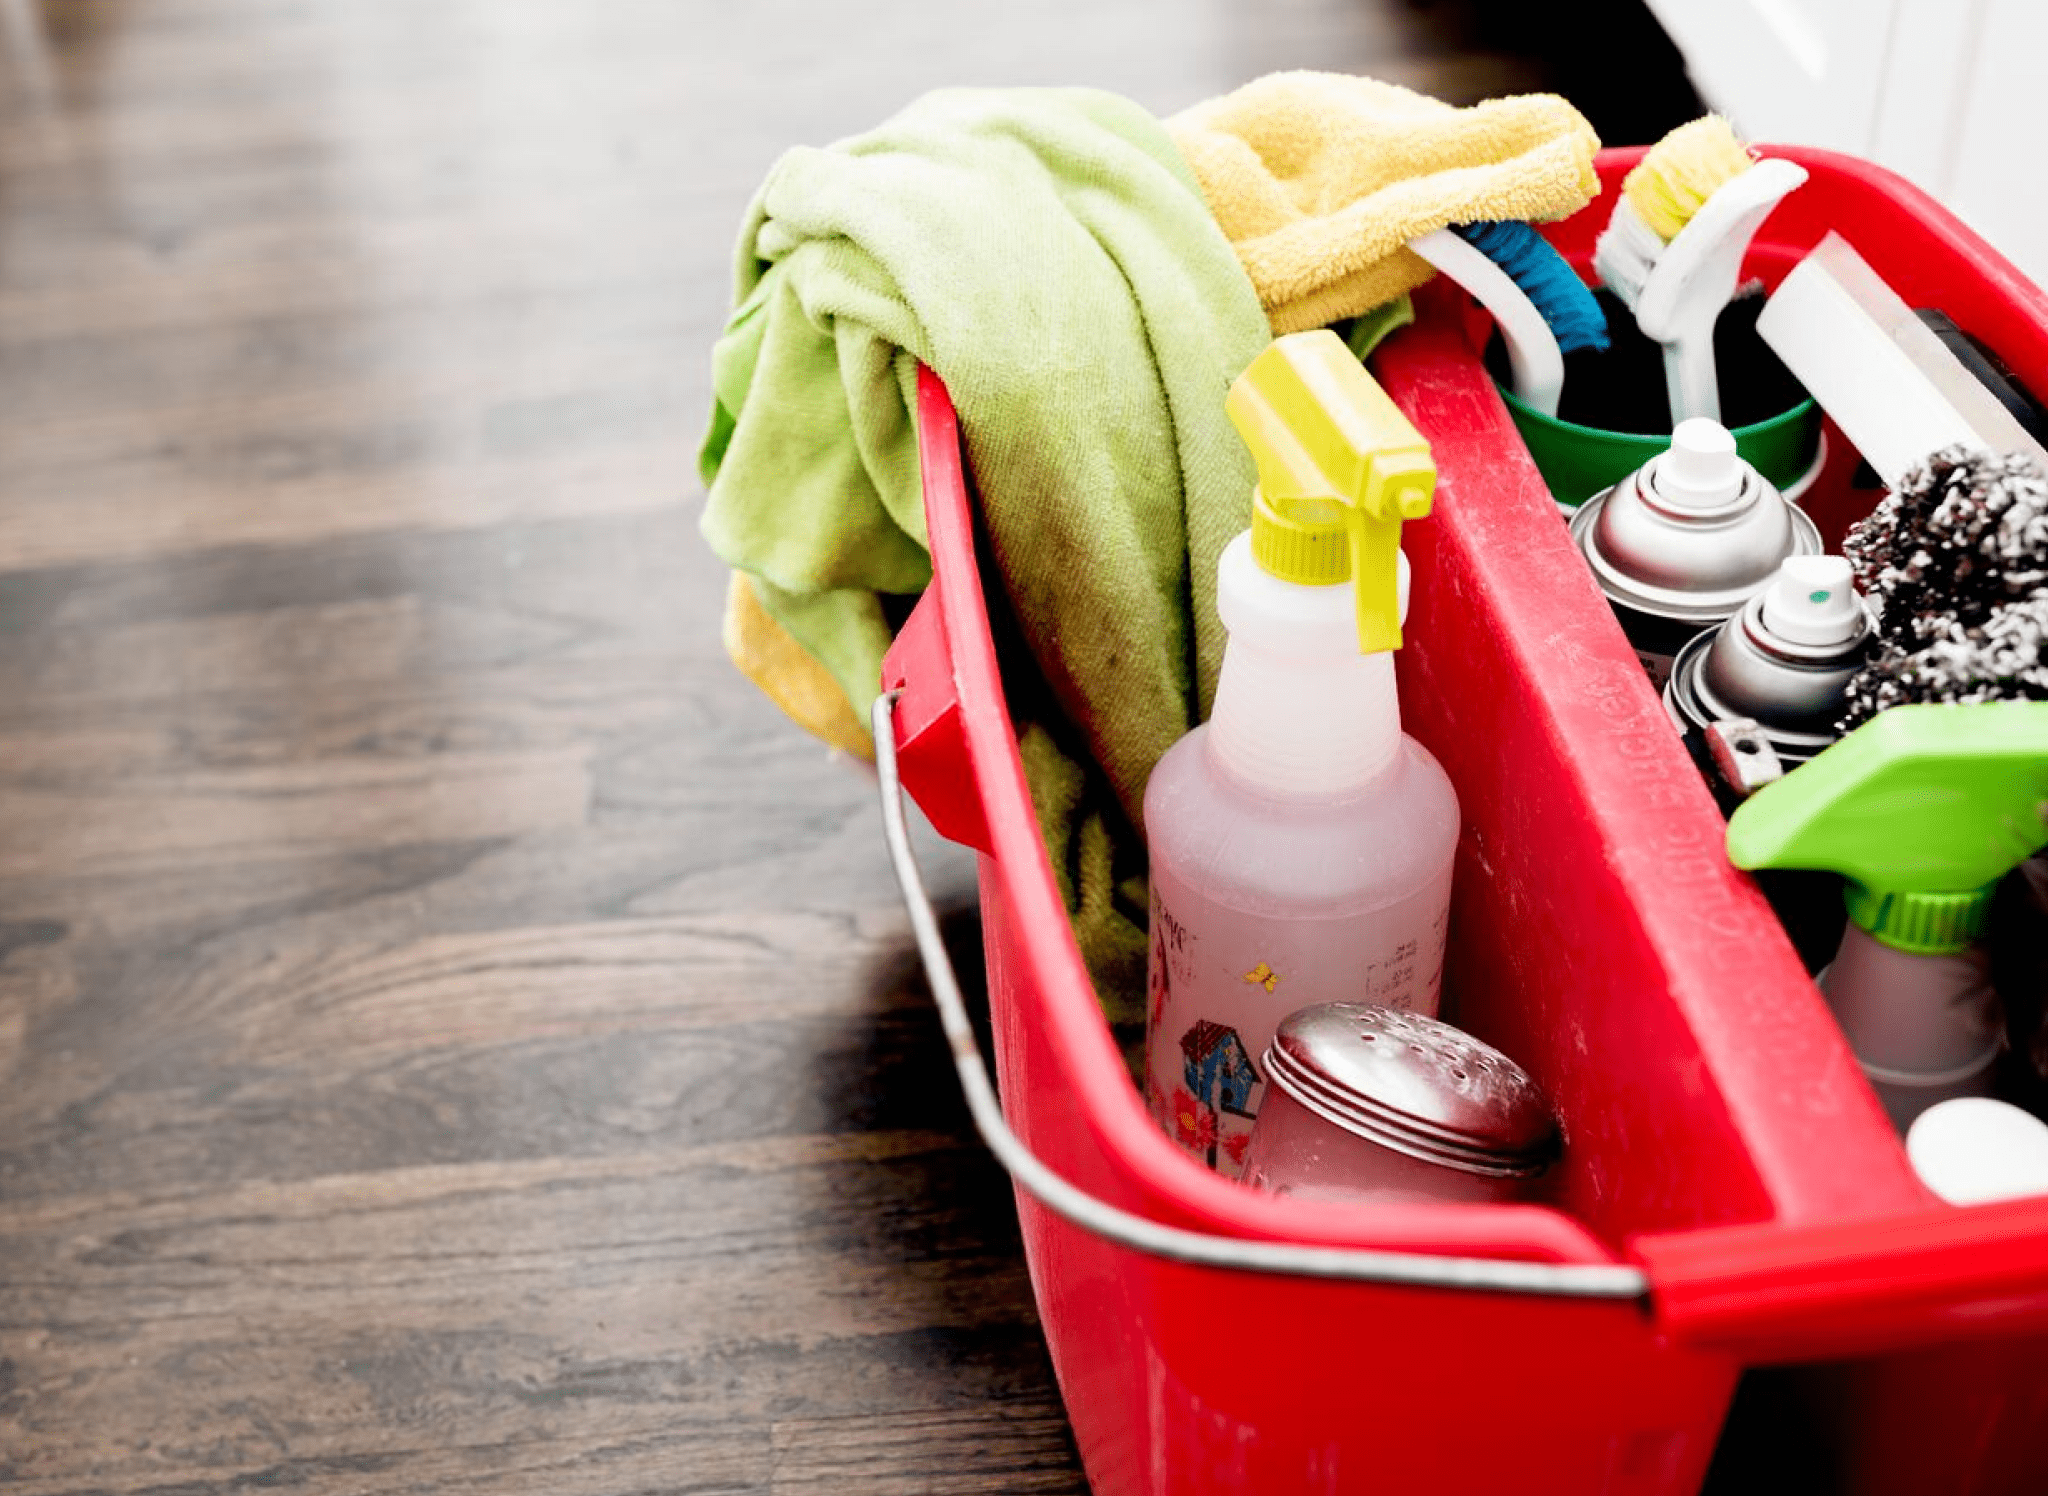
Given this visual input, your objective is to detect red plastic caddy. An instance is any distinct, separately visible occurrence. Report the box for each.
[874,148,2048,1496]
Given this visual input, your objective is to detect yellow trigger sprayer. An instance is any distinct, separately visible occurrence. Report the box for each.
[1224,330,1437,653]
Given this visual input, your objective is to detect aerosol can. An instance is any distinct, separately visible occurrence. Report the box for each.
[1570,416,1822,688]
[1665,553,1876,767]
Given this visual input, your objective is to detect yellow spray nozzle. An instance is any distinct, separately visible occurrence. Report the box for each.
[1225,330,1436,653]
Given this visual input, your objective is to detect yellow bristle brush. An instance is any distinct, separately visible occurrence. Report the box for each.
[1620,116,1756,241]
[1595,116,1808,425]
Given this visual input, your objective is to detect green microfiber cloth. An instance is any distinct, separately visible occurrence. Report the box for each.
[699,87,1277,1027]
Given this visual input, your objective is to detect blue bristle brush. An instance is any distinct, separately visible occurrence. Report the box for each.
[1409,219,1608,418]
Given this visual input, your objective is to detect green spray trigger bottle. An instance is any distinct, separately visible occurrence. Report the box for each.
[1728,701,2048,1130]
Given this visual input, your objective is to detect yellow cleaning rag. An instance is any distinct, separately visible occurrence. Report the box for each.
[1169,72,1601,334]
[723,572,873,760]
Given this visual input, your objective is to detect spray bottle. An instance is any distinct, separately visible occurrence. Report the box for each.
[1727,701,2048,1131]
[1143,330,1461,1177]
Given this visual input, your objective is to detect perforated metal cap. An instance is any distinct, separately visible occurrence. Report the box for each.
[1263,1003,1558,1176]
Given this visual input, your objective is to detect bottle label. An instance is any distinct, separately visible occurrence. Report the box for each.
[1144,865,1449,1178]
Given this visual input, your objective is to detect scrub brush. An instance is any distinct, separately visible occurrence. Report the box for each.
[1411,219,1608,419]
[1594,116,1807,425]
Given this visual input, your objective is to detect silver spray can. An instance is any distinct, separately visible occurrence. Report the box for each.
[1568,417,1823,688]
[1664,553,1875,765]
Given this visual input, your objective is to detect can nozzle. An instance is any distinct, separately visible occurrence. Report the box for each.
[1225,330,1435,653]
[1759,554,1864,647]
[1654,418,1744,510]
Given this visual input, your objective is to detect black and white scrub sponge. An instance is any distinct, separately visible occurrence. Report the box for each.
[1839,445,2048,730]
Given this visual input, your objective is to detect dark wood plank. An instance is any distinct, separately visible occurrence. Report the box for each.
[771,1404,1084,1495]
[0,2,1700,1491]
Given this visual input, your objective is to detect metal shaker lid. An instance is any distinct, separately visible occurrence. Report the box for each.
[1263,1003,1558,1177]
[1570,419,1823,622]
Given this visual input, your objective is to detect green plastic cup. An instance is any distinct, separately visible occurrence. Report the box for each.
[1497,383,1822,510]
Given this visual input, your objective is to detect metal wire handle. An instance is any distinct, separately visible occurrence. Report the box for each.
[872,690,1652,1301]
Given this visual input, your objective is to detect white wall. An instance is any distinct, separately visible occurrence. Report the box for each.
[1643,0,2048,292]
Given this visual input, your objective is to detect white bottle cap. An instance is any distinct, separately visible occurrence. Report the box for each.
[1760,554,1864,647]
[1208,533,1409,795]
[1906,1097,2048,1206]
[1654,418,1743,509]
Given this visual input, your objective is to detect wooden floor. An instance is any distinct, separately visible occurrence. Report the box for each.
[0,3,1696,1491]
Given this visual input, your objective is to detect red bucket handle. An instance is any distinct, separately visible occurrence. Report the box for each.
[1637,1200,2048,1362]
[877,370,993,856]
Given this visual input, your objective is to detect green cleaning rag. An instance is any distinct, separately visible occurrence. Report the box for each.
[698,88,1274,1025]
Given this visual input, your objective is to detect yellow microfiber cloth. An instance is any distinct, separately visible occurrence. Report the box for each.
[723,572,873,761]
[1169,71,1601,334]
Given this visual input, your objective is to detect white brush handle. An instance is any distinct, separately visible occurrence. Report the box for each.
[1758,231,2048,488]
[1410,227,1564,418]
[1663,337,1720,424]
[1637,158,1809,425]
